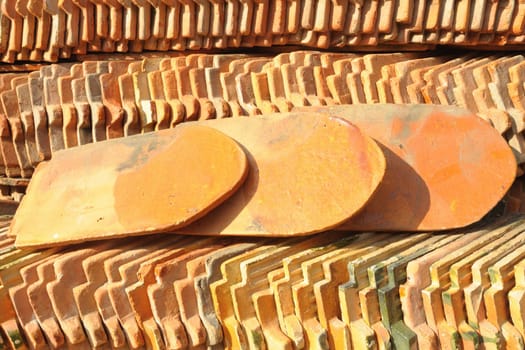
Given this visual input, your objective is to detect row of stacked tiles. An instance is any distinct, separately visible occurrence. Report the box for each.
[0,52,525,188]
[3,215,525,349]
[2,0,525,63]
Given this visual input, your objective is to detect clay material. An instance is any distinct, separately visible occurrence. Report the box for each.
[295,104,517,231]
[180,112,385,236]
[11,123,248,247]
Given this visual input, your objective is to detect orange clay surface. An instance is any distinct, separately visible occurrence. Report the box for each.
[295,104,517,231]
[11,124,248,247]
[178,112,386,236]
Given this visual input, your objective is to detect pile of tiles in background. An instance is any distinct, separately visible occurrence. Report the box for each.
[2,0,525,63]
[3,215,525,349]
[1,52,525,194]
[1,1,525,349]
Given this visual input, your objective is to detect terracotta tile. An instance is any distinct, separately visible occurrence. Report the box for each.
[118,1,137,41]
[266,268,305,347]
[57,65,82,149]
[405,0,425,43]
[487,55,524,105]
[461,235,519,347]
[149,242,219,349]
[26,254,67,348]
[398,221,511,349]
[310,53,340,105]
[136,1,153,41]
[107,240,183,350]
[46,246,111,348]
[326,57,355,105]
[0,75,24,178]
[375,60,398,104]
[120,66,142,136]
[41,1,65,62]
[210,243,279,349]
[71,71,94,146]
[251,286,292,350]
[512,1,525,35]
[189,64,217,120]
[42,64,71,152]
[374,233,459,349]
[147,69,172,130]
[174,245,231,348]
[356,235,443,348]
[390,57,444,104]
[0,84,33,178]
[193,0,210,36]
[219,57,254,116]
[405,64,433,103]
[509,257,525,341]
[342,57,366,104]
[72,241,141,348]
[471,57,511,128]
[494,0,515,34]
[361,53,415,103]
[441,0,456,31]
[296,53,326,106]
[125,237,198,350]
[60,0,80,49]
[378,0,395,34]
[251,0,268,35]
[194,242,257,347]
[450,56,492,114]
[420,57,468,104]
[207,0,224,37]
[94,243,164,349]
[12,123,248,248]
[14,81,40,168]
[172,56,201,121]
[233,235,339,349]
[440,222,525,348]
[481,235,525,347]
[101,61,132,139]
[180,113,385,236]
[422,221,525,346]
[16,0,35,52]
[89,0,108,40]
[296,104,515,231]
[487,57,525,157]
[454,0,471,32]
[130,58,162,132]
[236,58,269,115]
[292,242,350,347]
[0,319,27,350]
[508,61,525,110]
[85,61,110,142]
[337,233,430,349]
[271,232,376,348]
[163,1,180,40]
[264,62,293,113]
[160,67,186,127]
[297,28,319,48]
[205,54,249,119]
[237,0,254,35]
[266,234,351,347]
[224,0,240,36]
[250,68,279,114]
[2,0,23,63]
[478,0,497,43]
[2,248,58,350]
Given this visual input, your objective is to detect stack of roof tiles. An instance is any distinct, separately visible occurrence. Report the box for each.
[2,0,525,63]
[1,1,525,350]
[3,216,525,349]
